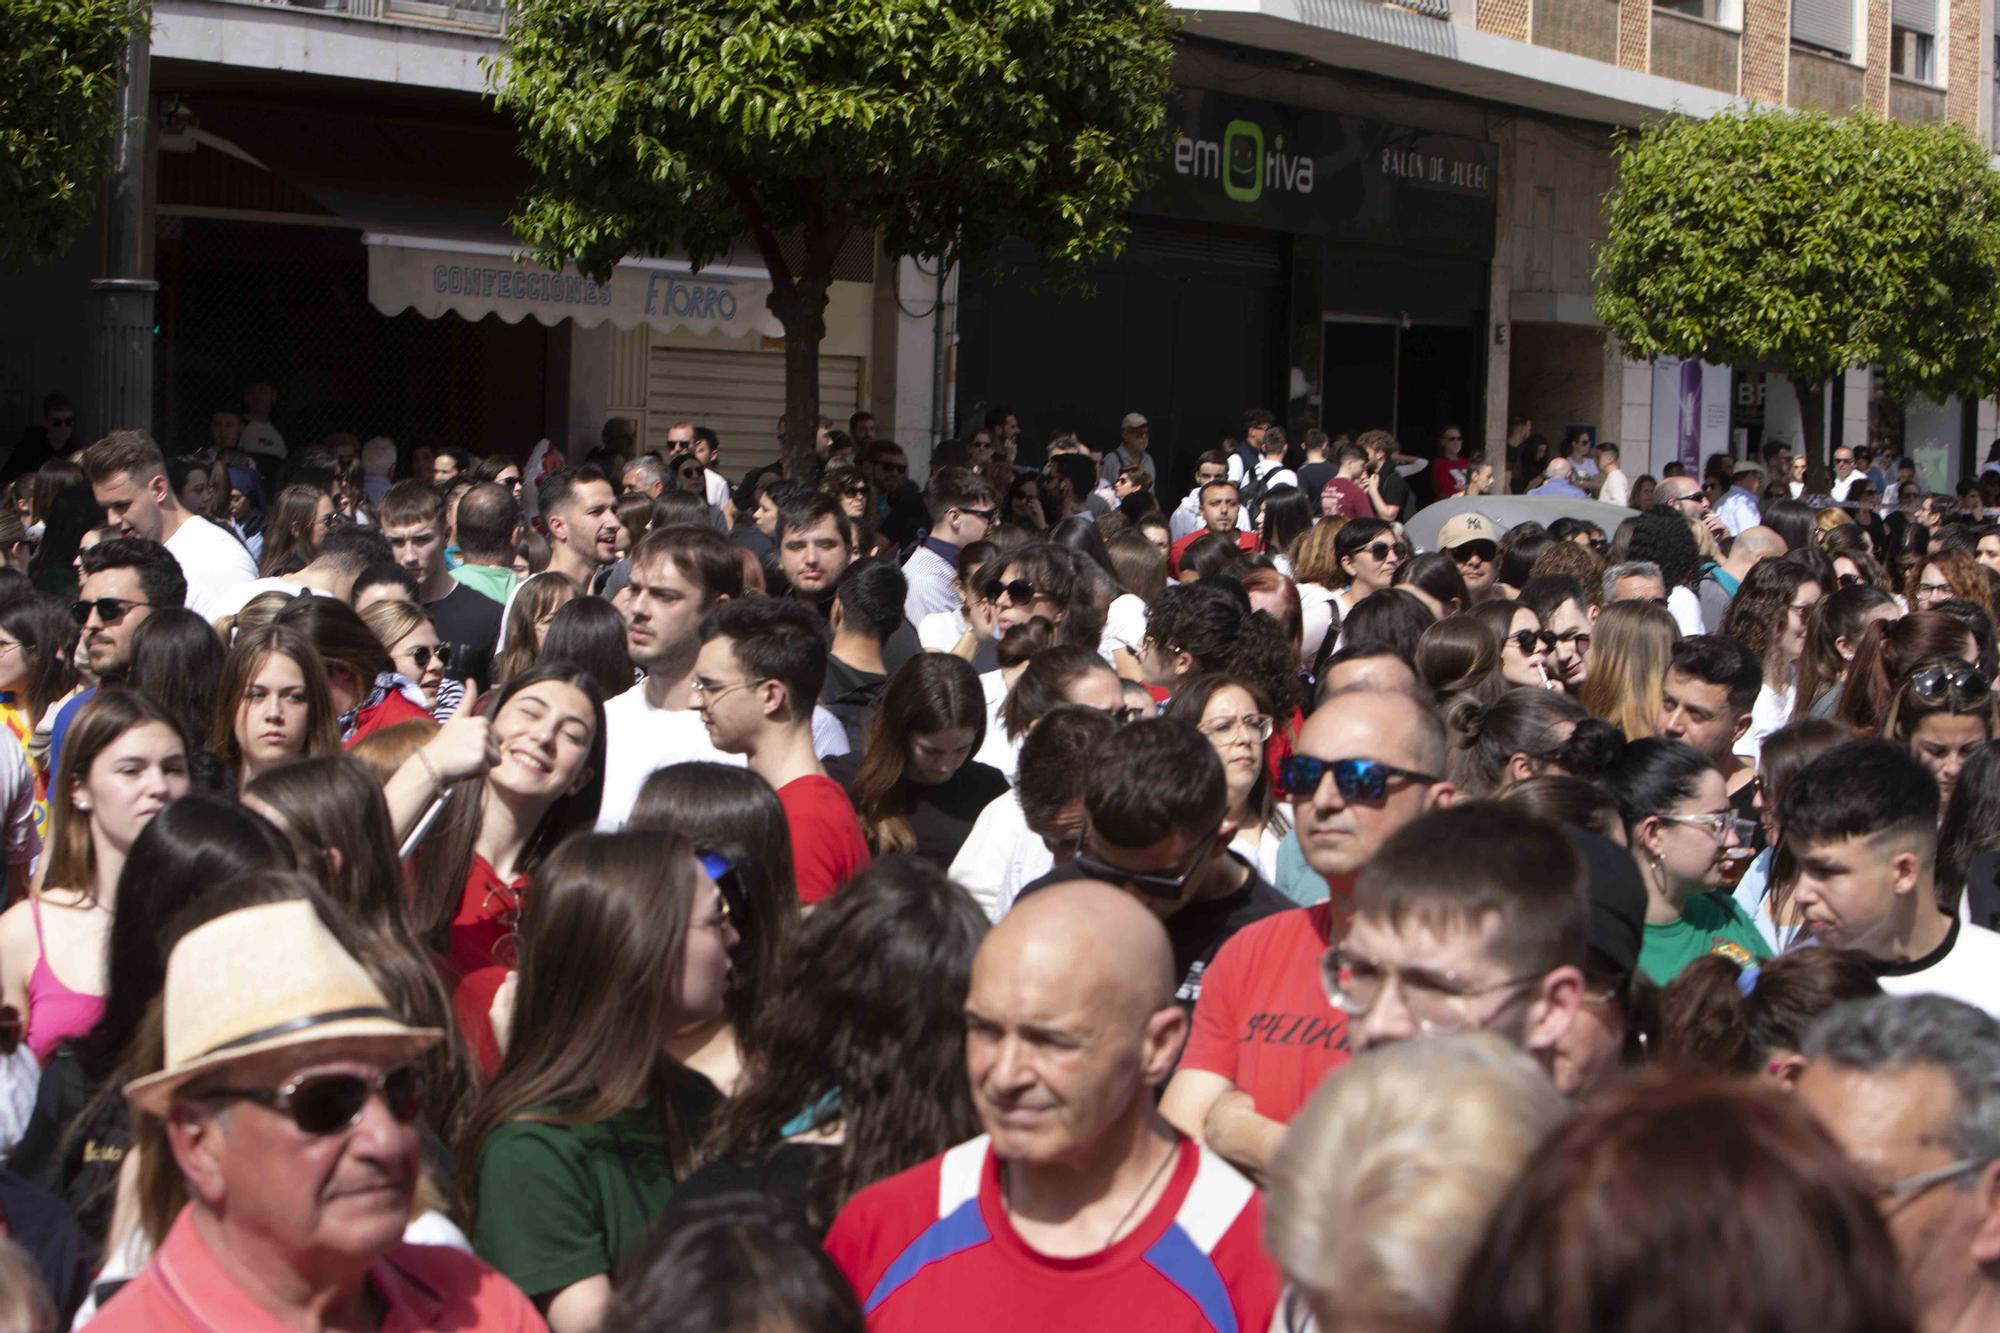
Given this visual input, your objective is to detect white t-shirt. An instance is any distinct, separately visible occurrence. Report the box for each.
[210,576,336,620]
[166,514,259,624]
[1248,459,1297,494]
[949,790,1055,921]
[918,608,970,652]
[1101,593,1148,661]
[971,668,1019,782]
[1734,678,1796,765]
[595,682,745,830]
[1667,584,1705,637]
[1877,920,2000,1016]
[1598,467,1631,508]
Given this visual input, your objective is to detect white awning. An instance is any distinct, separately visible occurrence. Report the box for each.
[363,233,783,339]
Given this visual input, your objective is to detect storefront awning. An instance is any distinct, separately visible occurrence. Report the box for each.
[363,233,783,339]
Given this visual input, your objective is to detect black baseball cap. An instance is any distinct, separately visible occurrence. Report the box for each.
[1569,829,1645,978]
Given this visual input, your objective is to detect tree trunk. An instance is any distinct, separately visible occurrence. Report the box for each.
[1791,376,1826,475]
[769,270,829,480]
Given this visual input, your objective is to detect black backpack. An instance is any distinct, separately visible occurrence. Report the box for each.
[1239,460,1282,528]
[1964,851,2000,932]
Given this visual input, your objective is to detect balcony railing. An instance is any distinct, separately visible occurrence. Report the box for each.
[239,0,506,34]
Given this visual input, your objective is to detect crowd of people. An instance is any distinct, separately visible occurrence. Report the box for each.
[0,390,1997,1332]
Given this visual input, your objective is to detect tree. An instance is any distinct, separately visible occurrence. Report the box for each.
[1595,108,2000,469]
[0,0,142,270]
[496,0,1176,478]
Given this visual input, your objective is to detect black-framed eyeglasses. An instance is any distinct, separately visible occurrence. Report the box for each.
[1448,541,1497,564]
[1908,661,1991,703]
[194,1065,424,1136]
[405,644,453,671]
[71,597,151,626]
[1506,629,1556,655]
[956,506,999,523]
[1074,829,1217,901]
[1277,755,1441,802]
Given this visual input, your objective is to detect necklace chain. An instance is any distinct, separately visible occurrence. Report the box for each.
[1100,1138,1178,1249]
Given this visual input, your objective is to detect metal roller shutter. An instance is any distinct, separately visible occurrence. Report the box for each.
[1792,0,1854,53]
[1891,0,1934,34]
[644,345,864,480]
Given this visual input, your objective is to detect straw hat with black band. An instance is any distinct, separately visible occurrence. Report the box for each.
[125,899,441,1118]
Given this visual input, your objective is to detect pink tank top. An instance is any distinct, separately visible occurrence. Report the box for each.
[24,895,105,1062]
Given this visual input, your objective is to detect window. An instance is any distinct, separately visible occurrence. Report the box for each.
[1890,0,1938,80]
[1792,0,1853,54]
[1655,0,1733,24]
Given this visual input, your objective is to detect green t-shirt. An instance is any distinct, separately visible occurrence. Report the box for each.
[471,1102,684,1299]
[451,562,516,605]
[1639,890,1774,986]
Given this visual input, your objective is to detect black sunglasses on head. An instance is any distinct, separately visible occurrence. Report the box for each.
[195,1065,424,1136]
[1908,661,1991,703]
[71,597,151,626]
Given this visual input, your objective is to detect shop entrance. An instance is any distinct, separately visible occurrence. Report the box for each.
[1321,317,1478,453]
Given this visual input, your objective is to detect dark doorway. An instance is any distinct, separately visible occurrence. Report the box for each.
[1321,321,1398,440]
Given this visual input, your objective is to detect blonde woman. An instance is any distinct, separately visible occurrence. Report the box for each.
[1578,600,1679,741]
[1288,519,1349,662]
[361,597,461,721]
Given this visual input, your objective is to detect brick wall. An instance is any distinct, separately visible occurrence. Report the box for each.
[1534,0,1621,60]
[1741,0,1791,101]
[1618,0,1652,68]
[1947,0,1980,130]
[1650,10,1744,91]
[1863,0,1891,110]
[1479,0,1532,40]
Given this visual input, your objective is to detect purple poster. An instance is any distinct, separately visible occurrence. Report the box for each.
[1677,360,1702,475]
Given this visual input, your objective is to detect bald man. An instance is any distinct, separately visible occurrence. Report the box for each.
[827,882,1279,1332]
[1165,688,1455,1181]
[1698,524,1785,632]
[1657,474,1730,546]
[1527,455,1586,498]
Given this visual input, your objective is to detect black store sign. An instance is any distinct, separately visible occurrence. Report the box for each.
[1141,87,1499,259]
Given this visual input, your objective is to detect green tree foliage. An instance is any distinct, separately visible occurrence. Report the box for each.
[1595,108,2000,466]
[0,0,141,270]
[496,0,1177,476]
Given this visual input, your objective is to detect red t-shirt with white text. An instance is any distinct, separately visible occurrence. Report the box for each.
[1179,903,1348,1124]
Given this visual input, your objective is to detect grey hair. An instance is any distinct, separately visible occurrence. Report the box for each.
[1805,994,2000,1172]
[622,455,667,490]
[1601,560,1663,606]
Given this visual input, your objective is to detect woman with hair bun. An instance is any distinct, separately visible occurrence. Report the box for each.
[1660,949,1881,1081]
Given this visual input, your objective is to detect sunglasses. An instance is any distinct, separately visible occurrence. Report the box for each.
[1448,541,1497,564]
[991,579,1043,605]
[1836,571,1863,588]
[196,1065,424,1136]
[1506,629,1556,655]
[1355,541,1396,562]
[405,643,453,671]
[1277,755,1441,801]
[1908,662,1991,703]
[71,596,151,626]
[841,485,869,498]
[877,462,908,475]
[1074,830,1216,901]
[956,506,999,523]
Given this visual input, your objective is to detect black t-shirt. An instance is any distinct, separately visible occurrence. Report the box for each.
[904,761,1012,869]
[1017,852,1291,1008]
[426,580,503,689]
[664,1141,836,1232]
[1296,462,1338,516]
[0,1168,88,1324]
[1374,465,1412,519]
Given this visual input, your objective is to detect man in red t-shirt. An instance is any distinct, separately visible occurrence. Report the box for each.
[826,881,1277,1332]
[1168,480,1260,573]
[694,598,869,903]
[1319,442,1373,519]
[1429,424,1470,500]
[1160,688,1456,1180]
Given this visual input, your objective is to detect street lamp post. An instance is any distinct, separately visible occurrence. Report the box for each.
[89,18,157,439]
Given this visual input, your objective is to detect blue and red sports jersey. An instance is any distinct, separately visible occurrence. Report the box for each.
[826,1134,1278,1333]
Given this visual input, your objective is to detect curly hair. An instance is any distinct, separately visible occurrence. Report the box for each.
[1720,555,1822,680]
[697,857,987,1230]
[1625,508,1701,592]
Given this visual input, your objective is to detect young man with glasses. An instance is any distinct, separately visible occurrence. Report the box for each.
[1437,512,1499,599]
[1159,688,1453,1181]
[694,597,869,904]
[1335,804,1588,1066]
[1784,740,2000,1013]
[1799,994,2000,1333]
[44,538,188,787]
[901,465,997,624]
[1015,719,1288,1007]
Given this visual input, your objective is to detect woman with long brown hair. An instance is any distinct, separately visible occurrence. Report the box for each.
[1792,583,1898,721]
[0,692,189,1062]
[1835,609,1978,734]
[384,662,606,983]
[210,623,339,789]
[255,483,335,579]
[493,570,579,685]
[462,831,736,1333]
[1720,555,1824,762]
[850,654,1008,868]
